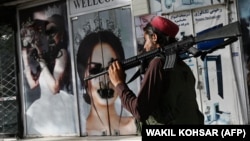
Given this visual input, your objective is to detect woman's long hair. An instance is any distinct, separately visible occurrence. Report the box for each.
[77,30,125,104]
[38,14,71,92]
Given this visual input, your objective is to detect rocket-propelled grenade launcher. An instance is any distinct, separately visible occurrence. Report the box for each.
[84,21,241,81]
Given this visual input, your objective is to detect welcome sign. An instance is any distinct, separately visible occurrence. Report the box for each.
[69,0,131,15]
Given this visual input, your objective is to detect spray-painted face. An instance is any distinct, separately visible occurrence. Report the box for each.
[85,42,118,106]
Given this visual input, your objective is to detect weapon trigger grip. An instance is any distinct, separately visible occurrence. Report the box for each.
[163,54,176,70]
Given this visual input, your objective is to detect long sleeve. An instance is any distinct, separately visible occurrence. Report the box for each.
[115,57,165,121]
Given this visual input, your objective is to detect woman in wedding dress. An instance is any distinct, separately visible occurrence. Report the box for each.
[21,14,76,135]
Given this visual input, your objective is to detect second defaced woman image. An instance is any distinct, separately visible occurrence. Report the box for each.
[77,30,137,136]
[21,13,76,135]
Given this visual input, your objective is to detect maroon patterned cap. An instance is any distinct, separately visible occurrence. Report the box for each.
[150,16,179,38]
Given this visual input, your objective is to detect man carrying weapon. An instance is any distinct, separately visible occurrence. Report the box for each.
[108,16,204,133]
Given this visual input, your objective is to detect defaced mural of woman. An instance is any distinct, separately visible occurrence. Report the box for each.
[77,30,137,136]
[21,14,75,135]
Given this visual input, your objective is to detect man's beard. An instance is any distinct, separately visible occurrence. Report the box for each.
[149,45,157,51]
